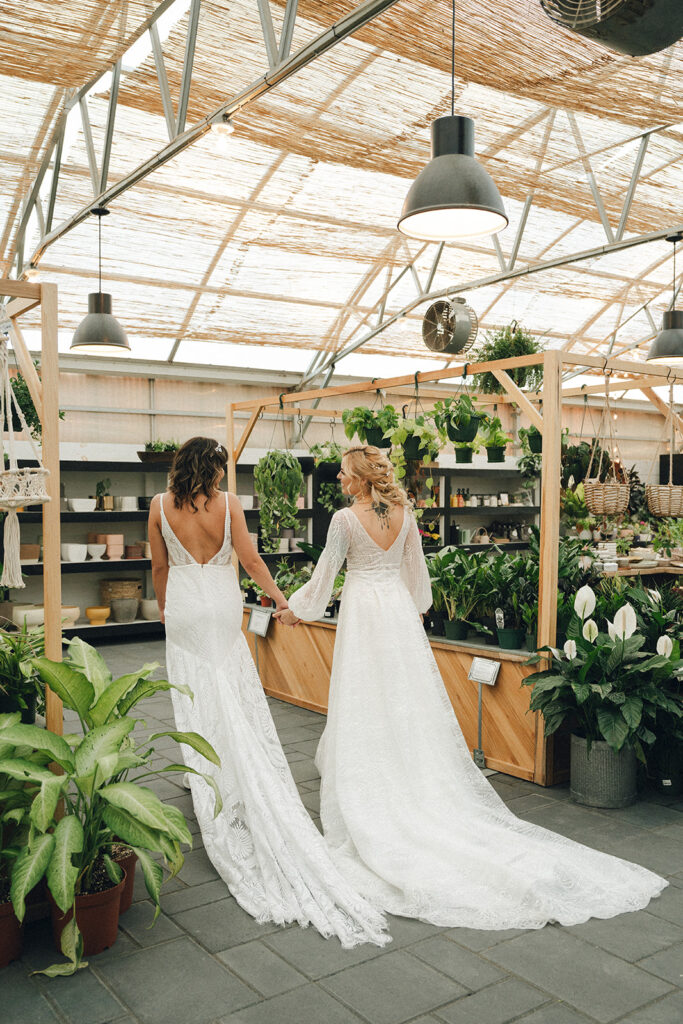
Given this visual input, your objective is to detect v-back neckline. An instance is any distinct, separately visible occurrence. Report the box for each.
[161,492,229,565]
[348,506,406,553]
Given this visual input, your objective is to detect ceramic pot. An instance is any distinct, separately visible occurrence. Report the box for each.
[137,496,152,511]
[140,598,159,620]
[61,606,80,628]
[11,604,45,628]
[143,541,152,558]
[110,598,139,623]
[570,734,637,808]
[260,596,273,608]
[19,543,40,563]
[486,446,506,463]
[278,538,290,553]
[496,627,525,649]
[238,495,254,510]
[68,498,97,512]
[48,872,125,956]
[106,547,124,561]
[124,545,144,559]
[444,619,468,641]
[87,543,106,560]
[0,901,23,967]
[61,543,88,562]
[85,606,110,626]
[97,496,115,511]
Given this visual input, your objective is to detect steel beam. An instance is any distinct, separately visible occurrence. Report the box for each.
[616,133,650,242]
[278,0,299,62]
[176,0,201,134]
[150,22,177,141]
[100,60,121,193]
[257,0,279,68]
[568,112,614,244]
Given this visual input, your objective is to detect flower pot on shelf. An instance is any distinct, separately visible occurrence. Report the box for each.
[48,872,126,956]
[110,598,139,623]
[525,633,536,652]
[0,900,23,967]
[140,598,159,621]
[486,446,506,463]
[137,450,175,465]
[570,734,637,808]
[85,606,110,626]
[259,596,273,608]
[454,447,473,464]
[364,426,391,449]
[496,627,525,649]
[444,619,468,641]
[429,610,445,636]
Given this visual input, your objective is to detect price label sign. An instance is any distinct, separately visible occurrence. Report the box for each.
[468,657,500,687]
[247,607,273,638]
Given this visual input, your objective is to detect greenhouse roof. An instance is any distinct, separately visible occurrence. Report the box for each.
[1,0,682,380]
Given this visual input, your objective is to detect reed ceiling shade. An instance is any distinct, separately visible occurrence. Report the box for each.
[0,0,681,369]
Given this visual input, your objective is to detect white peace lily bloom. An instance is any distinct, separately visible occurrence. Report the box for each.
[550,647,561,660]
[607,620,618,641]
[647,588,662,605]
[574,585,596,621]
[656,635,673,658]
[563,639,577,660]
[582,619,598,643]
[611,604,638,640]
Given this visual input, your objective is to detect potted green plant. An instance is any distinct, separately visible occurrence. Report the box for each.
[310,441,346,513]
[137,440,180,464]
[453,437,482,464]
[5,364,65,440]
[2,641,220,975]
[0,623,44,723]
[342,405,398,448]
[387,416,440,480]
[521,600,538,651]
[431,394,484,444]
[524,585,683,808]
[240,577,258,604]
[254,450,304,553]
[95,477,113,511]
[0,738,35,966]
[477,416,512,464]
[472,323,544,394]
[519,424,542,454]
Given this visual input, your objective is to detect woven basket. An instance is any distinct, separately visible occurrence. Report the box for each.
[0,467,50,508]
[583,479,630,516]
[646,484,683,518]
[100,578,142,607]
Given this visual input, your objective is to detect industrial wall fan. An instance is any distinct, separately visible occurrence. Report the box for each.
[422,297,478,356]
[539,0,683,56]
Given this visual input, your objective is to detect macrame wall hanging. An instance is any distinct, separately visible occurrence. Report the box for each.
[0,331,50,588]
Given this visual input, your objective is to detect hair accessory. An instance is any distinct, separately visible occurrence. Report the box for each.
[215,444,223,453]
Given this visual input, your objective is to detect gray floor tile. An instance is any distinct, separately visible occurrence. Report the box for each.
[162,879,232,916]
[504,794,556,814]
[0,964,59,1024]
[409,935,505,990]
[444,926,528,953]
[597,802,682,829]
[486,928,672,1023]
[645,883,683,925]
[321,950,467,1024]
[97,936,257,1024]
[384,915,443,946]
[217,939,308,996]
[616,990,683,1023]
[301,789,320,812]
[515,1005,595,1024]
[433,977,550,1024]
[263,922,384,979]
[173,897,283,952]
[565,909,683,962]
[177,847,221,886]
[290,738,321,756]
[119,906,183,947]
[35,967,127,1024]
[276,727,319,744]
[636,942,683,985]
[590,833,683,876]
[284,750,309,763]
[289,759,321,783]
[218,982,365,1024]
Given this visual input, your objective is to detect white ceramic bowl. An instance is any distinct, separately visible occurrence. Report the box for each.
[61,606,80,627]
[87,543,107,560]
[68,498,97,513]
[61,543,88,562]
[238,495,254,510]
[11,604,45,628]
[140,598,160,621]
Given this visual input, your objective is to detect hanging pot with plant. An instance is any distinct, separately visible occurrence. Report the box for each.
[254,450,304,554]
[387,416,441,481]
[520,425,542,454]
[431,394,484,444]
[472,323,544,394]
[477,416,512,464]
[341,405,398,448]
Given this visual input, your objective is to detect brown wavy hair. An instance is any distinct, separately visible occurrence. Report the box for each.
[342,445,412,509]
[168,437,228,511]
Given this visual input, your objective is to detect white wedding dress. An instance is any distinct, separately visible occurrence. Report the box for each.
[159,493,389,947]
[287,506,667,930]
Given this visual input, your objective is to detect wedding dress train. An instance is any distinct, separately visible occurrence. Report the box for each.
[287,507,667,930]
[159,493,389,947]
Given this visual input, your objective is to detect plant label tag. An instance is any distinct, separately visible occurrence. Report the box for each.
[495,607,505,629]
[248,607,273,637]
[468,657,500,687]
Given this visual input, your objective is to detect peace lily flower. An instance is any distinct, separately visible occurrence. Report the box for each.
[656,635,673,658]
[574,585,596,621]
[582,619,598,643]
[607,603,637,640]
[563,639,577,660]
[647,588,662,606]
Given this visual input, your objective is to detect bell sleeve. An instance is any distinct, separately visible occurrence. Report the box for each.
[287,510,351,622]
[400,515,433,615]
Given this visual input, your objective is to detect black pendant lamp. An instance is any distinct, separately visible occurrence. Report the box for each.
[397,0,508,242]
[647,232,683,367]
[71,207,130,354]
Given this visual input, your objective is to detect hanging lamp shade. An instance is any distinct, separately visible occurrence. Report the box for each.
[646,232,683,366]
[71,292,130,354]
[398,116,509,242]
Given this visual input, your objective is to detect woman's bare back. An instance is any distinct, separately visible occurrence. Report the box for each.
[349,501,406,552]
[158,490,228,564]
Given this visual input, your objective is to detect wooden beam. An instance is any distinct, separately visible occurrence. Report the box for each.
[234,404,264,464]
[535,349,562,786]
[561,352,683,383]
[490,369,544,431]
[7,319,43,424]
[5,295,41,318]
[0,279,41,298]
[561,376,665,399]
[39,283,62,736]
[640,387,683,436]
[226,403,239,572]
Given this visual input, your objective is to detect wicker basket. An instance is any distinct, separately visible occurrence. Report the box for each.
[646,484,683,518]
[583,479,630,516]
[100,578,142,607]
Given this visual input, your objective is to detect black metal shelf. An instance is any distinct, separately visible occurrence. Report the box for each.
[434,465,524,476]
[62,619,165,641]
[448,505,539,516]
[18,510,150,523]
[22,559,151,576]
[459,541,531,551]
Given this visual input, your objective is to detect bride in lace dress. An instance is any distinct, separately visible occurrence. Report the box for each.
[148,437,389,947]
[279,444,666,930]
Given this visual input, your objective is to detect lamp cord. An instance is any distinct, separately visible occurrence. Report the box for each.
[451,0,455,117]
[98,213,102,293]
[673,239,677,310]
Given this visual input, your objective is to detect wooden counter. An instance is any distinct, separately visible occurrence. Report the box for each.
[242,609,558,785]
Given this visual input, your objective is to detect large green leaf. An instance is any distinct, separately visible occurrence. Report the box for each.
[161,803,193,847]
[117,678,192,717]
[596,707,630,752]
[621,696,643,730]
[150,731,220,766]
[571,682,591,705]
[0,712,21,730]
[30,776,66,832]
[10,831,55,921]
[101,804,167,854]
[33,658,94,723]
[0,758,58,783]
[0,723,74,771]
[89,671,154,726]
[133,847,164,922]
[73,719,135,778]
[99,782,176,835]
[46,816,84,913]
[65,637,112,702]
[36,916,87,977]
[157,764,223,818]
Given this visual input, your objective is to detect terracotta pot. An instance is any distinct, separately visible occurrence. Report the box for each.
[260,596,273,607]
[48,871,125,956]
[0,899,24,966]
[113,849,138,913]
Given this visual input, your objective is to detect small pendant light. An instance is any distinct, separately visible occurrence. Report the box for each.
[397,0,508,242]
[647,232,683,367]
[71,207,130,354]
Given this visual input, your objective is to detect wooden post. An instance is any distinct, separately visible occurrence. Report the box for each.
[226,404,239,571]
[39,284,63,735]
[534,350,562,785]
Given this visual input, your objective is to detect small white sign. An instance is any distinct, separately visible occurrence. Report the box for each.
[468,657,500,686]
[247,607,273,637]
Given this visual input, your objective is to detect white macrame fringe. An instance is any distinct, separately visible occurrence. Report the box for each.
[1,507,24,589]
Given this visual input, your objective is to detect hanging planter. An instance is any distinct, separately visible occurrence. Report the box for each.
[254,450,304,554]
[583,381,630,516]
[646,384,683,517]
[520,425,542,453]
[454,444,474,464]
[477,416,511,465]
[341,405,397,448]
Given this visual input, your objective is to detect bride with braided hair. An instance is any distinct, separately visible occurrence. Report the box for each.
[277,444,665,930]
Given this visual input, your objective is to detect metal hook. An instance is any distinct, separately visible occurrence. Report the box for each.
[278,393,285,410]
[463,363,469,379]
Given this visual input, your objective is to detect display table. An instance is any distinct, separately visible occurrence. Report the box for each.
[242,607,550,783]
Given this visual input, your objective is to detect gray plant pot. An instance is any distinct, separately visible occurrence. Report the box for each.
[570,733,637,808]
[110,597,139,624]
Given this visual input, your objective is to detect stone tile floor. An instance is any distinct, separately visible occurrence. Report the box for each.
[4,639,682,1024]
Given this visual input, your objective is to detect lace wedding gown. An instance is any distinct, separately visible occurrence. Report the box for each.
[159,493,389,947]
[287,506,667,930]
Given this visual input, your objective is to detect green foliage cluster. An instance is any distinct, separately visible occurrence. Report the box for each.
[473,324,544,394]
[254,450,304,553]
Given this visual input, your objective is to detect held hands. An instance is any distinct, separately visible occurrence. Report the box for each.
[273,606,301,627]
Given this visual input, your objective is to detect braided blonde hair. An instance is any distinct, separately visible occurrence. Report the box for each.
[342,445,412,509]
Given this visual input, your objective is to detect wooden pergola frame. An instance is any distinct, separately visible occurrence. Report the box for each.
[1,280,62,735]
[227,351,683,783]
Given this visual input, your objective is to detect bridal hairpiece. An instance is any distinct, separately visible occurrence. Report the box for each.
[215,444,223,453]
